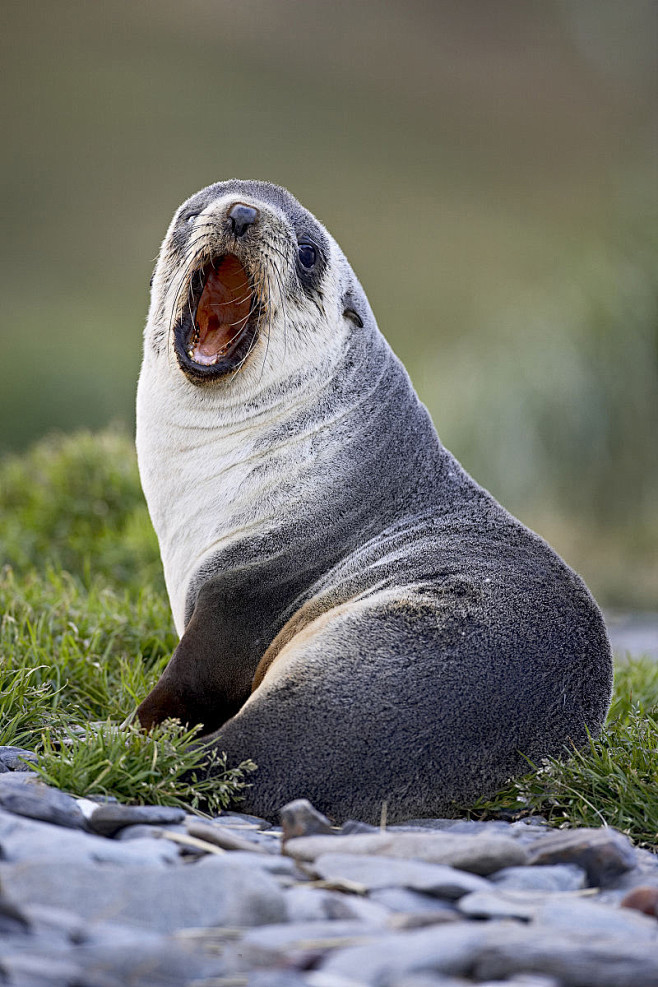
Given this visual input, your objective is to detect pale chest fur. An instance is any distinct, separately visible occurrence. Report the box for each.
[136,352,343,635]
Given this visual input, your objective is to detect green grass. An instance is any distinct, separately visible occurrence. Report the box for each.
[1,429,656,839]
[0,430,254,813]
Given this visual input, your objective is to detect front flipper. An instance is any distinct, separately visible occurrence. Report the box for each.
[136,583,255,733]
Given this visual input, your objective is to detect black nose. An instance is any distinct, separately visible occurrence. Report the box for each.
[228,202,259,238]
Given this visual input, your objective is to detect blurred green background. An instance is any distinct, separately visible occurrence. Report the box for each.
[1,0,656,609]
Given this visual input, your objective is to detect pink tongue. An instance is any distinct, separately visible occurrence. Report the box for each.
[193,255,251,363]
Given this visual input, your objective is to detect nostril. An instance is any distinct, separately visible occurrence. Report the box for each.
[228,202,259,238]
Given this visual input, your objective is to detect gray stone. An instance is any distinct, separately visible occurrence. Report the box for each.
[71,932,227,987]
[458,888,563,921]
[385,977,472,987]
[0,775,86,829]
[527,827,638,886]
[23,903,89,943]
[341,819,378,834]
[473,926,658,986]
[319,920,497,982]
[369,888,459,918]
[235,919,386,969]
[280,798,335,840]
[87,802,185,836]
[284,886,390,924]
[391,818,512,836]
[311,853,491,899]
[250,974,310,987]
[284,831,528,875]
[478,980,556,987]
[0,897,29,935]
[97,835,180,864]
[0,854,286,932]
[478,978,559,987]
[535,897,658,940]
[212,810,273,829]
[0,746,38,771]
[0,808,178,865]
[0,953,102,987]
[490,863,586,891]
[186,817,270,852]
[220,849,300,876]
[114,822,187,841]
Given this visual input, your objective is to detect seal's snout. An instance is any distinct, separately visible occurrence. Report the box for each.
[228,202,260,238]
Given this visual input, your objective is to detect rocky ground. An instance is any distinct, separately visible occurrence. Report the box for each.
[0,747,657,987]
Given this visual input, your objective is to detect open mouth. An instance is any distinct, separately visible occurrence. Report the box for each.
[174,254,259,379]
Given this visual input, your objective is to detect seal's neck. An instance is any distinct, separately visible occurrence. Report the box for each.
[137,329,403,634]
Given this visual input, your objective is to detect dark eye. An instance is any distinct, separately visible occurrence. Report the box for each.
[183,212,198,225]
[297,243,317,269]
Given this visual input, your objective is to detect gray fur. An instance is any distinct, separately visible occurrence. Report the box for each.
[136,180,612,824]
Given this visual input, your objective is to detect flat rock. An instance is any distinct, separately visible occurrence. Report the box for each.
[0,855,286,932]
[476,978,561,987]
[68,933,227,986]
[391,818,513,836]
[0,809,178,865]
[489,863,586,892]
[87,803,185,836]
[284,886,391,924]
[0,747,38,772]
[369,888,459,918]
[473,925,658,987]
[213,811,272,830]
[0,897,29,936]
[114,822,187,841]
[235,919,387,969]
[458,888,583,921]
[535,897,658,940]
[527,827,637,886]
[0,775,86,829]
[0,953,101,987]
[218,850,299,876]
[186,817,270,852]
[280,798,335,840]
[319,920,497,982]
[311,853,491,898]
[284,831,528,875]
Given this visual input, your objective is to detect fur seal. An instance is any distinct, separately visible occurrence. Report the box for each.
[135,180,612,823]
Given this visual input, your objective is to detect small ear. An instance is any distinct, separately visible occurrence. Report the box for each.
[342,289,364,327]
[344,308,364,328]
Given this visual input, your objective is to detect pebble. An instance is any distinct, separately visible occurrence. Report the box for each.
[526,826,637,886]
[281,797,335,840]
[311,853,492,897]
[0,765,654,987]
[0,746,38,771]
[0,774,86,829]
[87,802,186,836]
[186,817,271,852]
[489,863,586,891]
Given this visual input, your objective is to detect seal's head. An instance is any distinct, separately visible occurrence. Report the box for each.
[146,180,369,395]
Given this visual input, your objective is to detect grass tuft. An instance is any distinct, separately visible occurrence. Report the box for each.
[34,720,256,814]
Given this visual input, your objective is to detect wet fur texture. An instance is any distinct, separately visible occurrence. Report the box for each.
[136,180,613,824]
